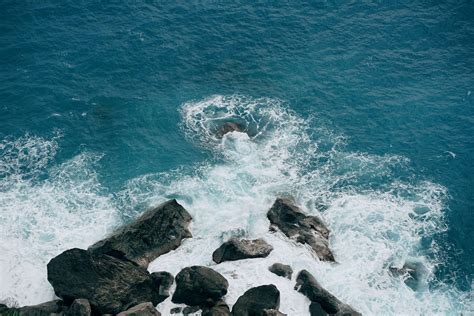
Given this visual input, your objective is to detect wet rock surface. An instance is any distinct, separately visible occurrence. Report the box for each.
[47,248,163,314]
[201,300,231,316]
[216,122,246,138]
[212,238,273,263]
[267,198,334,261]
[172,266,229,306]
[232,284,281,316]
[295,270,360,316]
[268,263,292,279]
[151,271,174,302]
[89,199,192,267]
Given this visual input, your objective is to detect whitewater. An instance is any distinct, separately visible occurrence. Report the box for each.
[0,95,471,315]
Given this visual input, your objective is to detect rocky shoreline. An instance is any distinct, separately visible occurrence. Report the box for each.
[1,198,361,316]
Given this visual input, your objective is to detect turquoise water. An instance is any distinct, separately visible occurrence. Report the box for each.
[1,1,473,314]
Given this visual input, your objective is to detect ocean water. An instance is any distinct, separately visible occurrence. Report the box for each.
[0,1,473,314]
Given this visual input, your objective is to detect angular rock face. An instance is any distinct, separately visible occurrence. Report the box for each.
[295,270,360,316]
[172,266,229,306]
[47,248,163,314]
[201,300,230,316]
[232,285,281,316]
[212,238,273,264]
[268,263,293,279]
[89,199,192,267]
[267,198,334,261]
[117,302,161,316]
[66,299,91,316]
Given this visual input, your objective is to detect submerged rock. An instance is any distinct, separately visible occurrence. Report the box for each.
[172,266,229,306]
[201,300,230,316]
[295,270,360,316]
[117,302,161,316]
[216,122,246,138]
[267,198,334,261]
[47,248,164,314]
[66,299,91,316]
[389,261,428,291]
[3,300,66,316]
[268,263,293,279]
[183,305,200,315]
[212,238,273,263]
[232,285,281,316]
[89,199,192,267]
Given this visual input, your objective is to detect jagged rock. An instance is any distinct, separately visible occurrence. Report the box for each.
[295,270,360,316]
[268,263,292,279]
[47,248,164,314]
[201,300,230,316]
[151,271,174,301]
[66,299,91,316]
[89,199,192,267]
[172,266,229,306]
[309,302,328,316]
[117,302,161,316]
[232,285,281,316]
[216,122,245,138]
[212,238,273,263]
[267,198,334,261]
[183,305,200,315]
[1,300,66,316]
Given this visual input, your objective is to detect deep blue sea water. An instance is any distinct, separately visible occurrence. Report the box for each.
[1,1,473,314]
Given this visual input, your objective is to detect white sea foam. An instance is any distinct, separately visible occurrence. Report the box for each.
[134,95,468,315]
[0,134,118,306]
[1,95,471,314]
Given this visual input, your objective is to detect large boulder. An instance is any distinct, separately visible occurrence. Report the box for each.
[267,198,334,261]
[117,302,161,316]
[212,238,273,264]
[295,270,360,316]
[232,285,281,316]
[268,263,292,279]
[47,248,164,314]
[89,199,192,267]
[172,266,229,306]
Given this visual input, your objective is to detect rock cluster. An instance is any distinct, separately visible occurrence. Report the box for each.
[3,197,363,316]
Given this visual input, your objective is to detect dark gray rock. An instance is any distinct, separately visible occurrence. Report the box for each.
[117,302,161,316]
[295,270,360,316]
[268,263,292,279]
[232,285,281,316]
[183,305,200,315]
[172,266,229,306]
[66,299,91,316]
[309,302,328,316]
[47,248,164,314]
[267,198,334,261]
[216,122,245,138]
[212,238,273,264]
[151,271,174,301]
[201,300,230,316]
[89,199,192,267]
